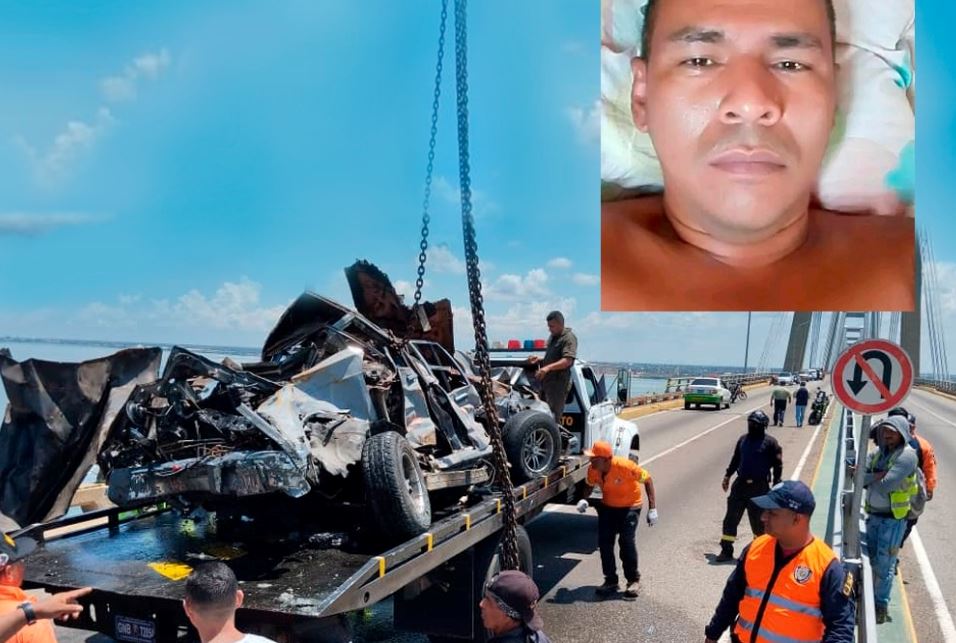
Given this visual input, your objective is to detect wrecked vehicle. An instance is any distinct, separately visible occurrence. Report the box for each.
[95,290,562,542]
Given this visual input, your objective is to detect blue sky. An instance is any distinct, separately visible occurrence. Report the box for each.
[0,1,950,370]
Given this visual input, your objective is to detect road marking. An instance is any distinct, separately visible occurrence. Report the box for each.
[641,397,774,467]
[911,528,956,642]
[790,420,823,481]
[902,395,956,641]
[910,397,956,429]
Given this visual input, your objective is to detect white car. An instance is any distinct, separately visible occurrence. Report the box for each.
[776,372,795,386]
[683,377,732,410]
[797,370,813,384]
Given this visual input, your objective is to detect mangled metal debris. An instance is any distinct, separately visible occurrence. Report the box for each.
[0,261,562,542]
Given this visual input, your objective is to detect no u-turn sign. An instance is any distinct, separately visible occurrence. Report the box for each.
[832,339,914,414]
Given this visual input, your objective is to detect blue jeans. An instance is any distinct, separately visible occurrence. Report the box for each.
[794,404,806,426]
[866,514,907,607]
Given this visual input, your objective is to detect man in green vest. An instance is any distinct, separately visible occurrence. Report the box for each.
[863,415,918,624]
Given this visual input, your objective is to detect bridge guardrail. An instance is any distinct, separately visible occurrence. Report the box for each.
[914,377,956,396]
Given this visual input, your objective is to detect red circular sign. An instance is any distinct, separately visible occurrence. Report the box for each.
[831,339,913,415]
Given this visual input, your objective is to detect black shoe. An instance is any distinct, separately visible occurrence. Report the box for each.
[596,580,619,596]
[623,581,640,597]
[876,606,892,624]
[715,550,735,563]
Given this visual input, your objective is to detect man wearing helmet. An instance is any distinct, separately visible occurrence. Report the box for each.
[716,410,783,562]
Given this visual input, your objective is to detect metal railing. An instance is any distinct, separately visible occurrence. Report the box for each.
[914,377,956,395]
[830,406,877,642]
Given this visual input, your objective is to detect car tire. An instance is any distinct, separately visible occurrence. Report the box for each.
[684,401,691,410]
[363,431,432,542]
[502,410,561,483]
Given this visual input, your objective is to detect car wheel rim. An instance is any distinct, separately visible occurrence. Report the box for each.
[522,427,554,474]
[401,452,427,515]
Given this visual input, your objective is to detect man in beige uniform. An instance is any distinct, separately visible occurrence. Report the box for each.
[528,311,578,422]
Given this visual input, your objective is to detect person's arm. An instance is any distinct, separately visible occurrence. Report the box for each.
[704,546,750,641]
[723,439,741,491]
[540,357,573,374]
[0,588,92,641]
[771,438,783,485]
[870,448,917,491]
[643,476,656,510]
[820,560,856,643]
[923,440,938,496]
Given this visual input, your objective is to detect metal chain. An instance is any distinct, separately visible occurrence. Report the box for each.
[453,0,521,572]
[413,0,449,306]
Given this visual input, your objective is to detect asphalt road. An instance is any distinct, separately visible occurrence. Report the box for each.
[892,388,956,643]
[49,381,848,642]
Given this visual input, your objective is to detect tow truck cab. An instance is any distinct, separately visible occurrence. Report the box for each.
[482,350,639,458]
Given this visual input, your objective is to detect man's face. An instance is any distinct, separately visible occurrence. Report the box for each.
[547,318,564,337]
[479,593,516,634]
[881,426,903,450]
[633,0,836,239]
[760,508,799,539]
[590,456,612,474]
[0,562,24,587]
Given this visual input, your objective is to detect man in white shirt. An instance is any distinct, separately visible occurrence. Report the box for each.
[183,563,276,643]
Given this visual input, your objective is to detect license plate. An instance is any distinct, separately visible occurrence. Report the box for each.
[115,615,156,643]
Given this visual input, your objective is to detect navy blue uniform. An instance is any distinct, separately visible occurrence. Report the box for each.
[720,434,783,555]
[705,541,855,642]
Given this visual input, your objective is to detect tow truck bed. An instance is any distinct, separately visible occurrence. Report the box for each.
[20,456,590,641]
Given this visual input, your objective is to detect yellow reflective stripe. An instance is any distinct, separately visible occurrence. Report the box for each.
[425,533,433,552]
[375,556,386,577]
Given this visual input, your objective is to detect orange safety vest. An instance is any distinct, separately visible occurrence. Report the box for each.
[734,535,836,643]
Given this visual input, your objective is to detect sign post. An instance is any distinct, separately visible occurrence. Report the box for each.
[831,339,914,561]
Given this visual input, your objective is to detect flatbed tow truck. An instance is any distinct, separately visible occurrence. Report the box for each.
[19,454,590,642]
[17,350,637,642]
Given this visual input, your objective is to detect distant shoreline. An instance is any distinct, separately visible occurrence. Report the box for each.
[0,336,771,376]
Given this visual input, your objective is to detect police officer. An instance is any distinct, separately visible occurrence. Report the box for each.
[704,481,855,642]
[716,410,782,563]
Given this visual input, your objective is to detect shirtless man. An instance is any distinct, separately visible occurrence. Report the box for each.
[601,0,914,311]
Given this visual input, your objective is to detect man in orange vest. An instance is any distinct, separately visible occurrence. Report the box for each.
[704,481,855,643]
[578,440,657,598]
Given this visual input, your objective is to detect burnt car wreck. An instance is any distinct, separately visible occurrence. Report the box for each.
[1,263,562,543]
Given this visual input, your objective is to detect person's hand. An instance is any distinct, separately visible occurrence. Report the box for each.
[534,368,548,381]
[33,587,93,621]
[646,508,658,526]
[527,355,541,365]
[576,500,589,514]
[705,638,718,643]
[721,477,729,492]
[928,490,934,501]
[874,471,887,481]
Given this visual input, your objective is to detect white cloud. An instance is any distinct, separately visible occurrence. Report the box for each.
[16,48,171,187]
[572,272,599,287]
[0,212,103,236]
[432,176,500,218]
[567,99,600,146]
[429,243,466,274]
[17,108,115,186]
[100,48,172,102]
[485,268,550,301]
[72,278,287,337]
[547,257,572,270]
[393,280,416,300]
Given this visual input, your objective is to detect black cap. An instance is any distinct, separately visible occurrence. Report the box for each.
[485,570,543,631]
[752,481,816,516]
[0,532,37,568]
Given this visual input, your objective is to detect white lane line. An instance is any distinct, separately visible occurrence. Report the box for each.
[900,397,956,641]
[789,420,823,481]
[910,399,956,429]
[910,528,956,642]
[641,402,765,466]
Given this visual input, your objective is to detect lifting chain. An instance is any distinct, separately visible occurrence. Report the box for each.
[453,0,521,572]
[412,0,449,308]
